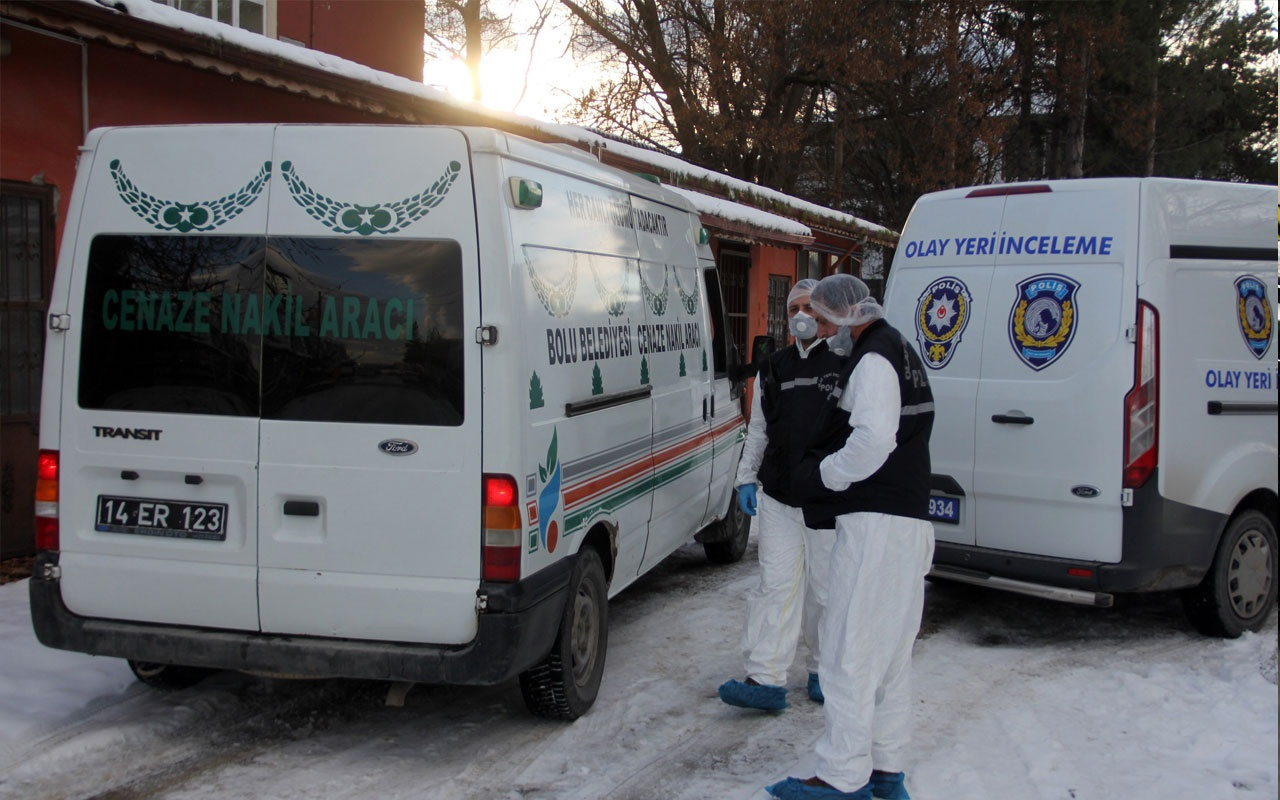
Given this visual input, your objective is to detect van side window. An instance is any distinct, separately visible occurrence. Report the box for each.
[79,235,465,426]
[702,268,730,376]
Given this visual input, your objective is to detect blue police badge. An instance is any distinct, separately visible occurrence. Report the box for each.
[915,277,972,369]
[1009,274,1080,371]
[1234,276,1273,359]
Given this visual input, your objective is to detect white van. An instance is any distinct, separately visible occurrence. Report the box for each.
[30,124,749,718]
[884,178,1277,637]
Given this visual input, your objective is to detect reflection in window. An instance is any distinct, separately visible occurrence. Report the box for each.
[80,235,265,416]
[261,238,465,426]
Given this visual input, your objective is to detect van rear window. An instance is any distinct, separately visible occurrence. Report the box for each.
[80,235,465,426]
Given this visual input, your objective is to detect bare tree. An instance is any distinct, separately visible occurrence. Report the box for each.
[425,0,556,105]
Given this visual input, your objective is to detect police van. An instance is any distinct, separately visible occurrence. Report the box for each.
[884,178,1277,637]
[30,124,749,719]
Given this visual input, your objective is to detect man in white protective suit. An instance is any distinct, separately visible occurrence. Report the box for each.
[766,274,935,800]
[717,279,843,711]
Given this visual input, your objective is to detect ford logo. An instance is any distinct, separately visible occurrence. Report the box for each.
[1071,485,1100,498]
[378,439,418,456]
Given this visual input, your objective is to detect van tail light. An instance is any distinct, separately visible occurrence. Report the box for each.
[482,474,522,582]
[1123,302,1159,488]
[35,450,60,550]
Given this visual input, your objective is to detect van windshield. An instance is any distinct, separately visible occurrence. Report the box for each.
[79,235,465,426]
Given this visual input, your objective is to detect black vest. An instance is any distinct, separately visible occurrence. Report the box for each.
[794,319,934,527]
[754,340,846,507]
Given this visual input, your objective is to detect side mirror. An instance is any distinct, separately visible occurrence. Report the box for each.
[751,335,776,365]
[728,335,777,384]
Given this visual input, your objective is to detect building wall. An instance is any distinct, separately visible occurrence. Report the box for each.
[277,0,423,81]
[749,242,800,347]
[0,25,83,201]
[0,31,389,247]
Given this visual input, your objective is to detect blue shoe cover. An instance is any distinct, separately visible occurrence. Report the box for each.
[870,771,909,800]
[718,678,788,710]
[765,777,871,800]
[807,672,824,703]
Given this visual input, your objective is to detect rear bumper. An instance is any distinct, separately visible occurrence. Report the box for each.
[932,471,1229,599]
[29,551,571,685]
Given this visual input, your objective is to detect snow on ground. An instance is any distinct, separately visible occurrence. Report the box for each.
[0,539,1275,800]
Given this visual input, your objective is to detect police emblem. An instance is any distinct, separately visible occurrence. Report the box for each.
[1234,276,1272,359]
[915,277,972,369]
[1009,274,1080,371]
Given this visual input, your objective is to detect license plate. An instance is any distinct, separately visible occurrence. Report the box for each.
[96,495,228,541]
[928,494,961,524]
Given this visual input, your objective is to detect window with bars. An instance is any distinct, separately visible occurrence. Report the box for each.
[767,275,790,344]
[1,184,54,418]
[153,0,268,34]
[716,246,750,360]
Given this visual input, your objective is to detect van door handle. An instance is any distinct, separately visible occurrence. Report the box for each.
[283,501,320,517]
[702,397,708,421]
[992,413,1035,425]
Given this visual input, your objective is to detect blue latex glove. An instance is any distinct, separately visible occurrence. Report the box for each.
[736,483,758,516]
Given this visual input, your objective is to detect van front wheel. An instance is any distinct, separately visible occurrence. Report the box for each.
[519,548,608,720]
[1182,509,1277,638]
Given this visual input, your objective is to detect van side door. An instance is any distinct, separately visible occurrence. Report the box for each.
[636,196,715,570]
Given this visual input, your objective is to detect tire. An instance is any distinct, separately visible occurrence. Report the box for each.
[519,548,608,720]
[1181,509,1278,638]
[128,660,215,689]
[703,492,750,564]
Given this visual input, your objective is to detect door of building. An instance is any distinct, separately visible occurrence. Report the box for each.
[1,182,55,558]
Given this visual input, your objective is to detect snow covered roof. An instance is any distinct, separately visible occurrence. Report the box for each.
[664,186,813,239]
[66,0,894,244]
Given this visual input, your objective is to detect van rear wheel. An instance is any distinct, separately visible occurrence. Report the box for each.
[128,660,215,689]
[1182,510,1277,638]
[519,548,608,720]
[703,492,750,564]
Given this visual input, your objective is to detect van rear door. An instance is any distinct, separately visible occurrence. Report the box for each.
[886,190,1003,547]
[255,126,483,644]
[55,126,273,631]
[973,184,1137,562]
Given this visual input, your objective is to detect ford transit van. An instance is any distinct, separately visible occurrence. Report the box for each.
[885,178,1277,636]
[30,124,749,718]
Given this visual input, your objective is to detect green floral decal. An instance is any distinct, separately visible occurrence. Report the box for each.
[641,267,669,316]
[675,269,700,315]
[111,159,270,232]
[280,160,461,235]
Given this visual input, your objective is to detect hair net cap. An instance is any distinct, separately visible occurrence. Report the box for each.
[811,274,884,327]
[786,278,820,306]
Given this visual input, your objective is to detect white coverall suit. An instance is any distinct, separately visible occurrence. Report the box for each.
[813,351,935,792]
[735,339,836,688]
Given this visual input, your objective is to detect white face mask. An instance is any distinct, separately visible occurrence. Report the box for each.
[789,310,818,340]
[828,326,853,356]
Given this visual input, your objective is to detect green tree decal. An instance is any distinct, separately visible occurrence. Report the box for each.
[591,363,604,395]
[529,371,545,409]
[678,353,687,377]
[640,356,650,385]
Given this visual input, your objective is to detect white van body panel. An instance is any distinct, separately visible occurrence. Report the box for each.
[1138,180,1278,516]
[887,178,1276,591]
[254,126,483,644]
[972,184,1134,562]
[55,126,275,630]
